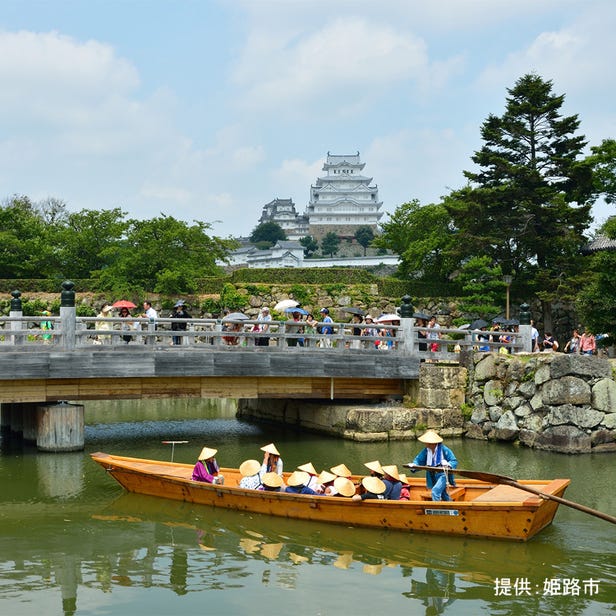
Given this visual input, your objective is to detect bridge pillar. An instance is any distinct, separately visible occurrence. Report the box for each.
[36,402,84,452]
[10,290,24,345]
[9,403,23,435]
[0,403,12,433]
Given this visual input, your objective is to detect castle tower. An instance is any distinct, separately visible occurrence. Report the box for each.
[305,152,383,240]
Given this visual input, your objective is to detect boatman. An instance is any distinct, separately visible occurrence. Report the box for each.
[405,429,457,501]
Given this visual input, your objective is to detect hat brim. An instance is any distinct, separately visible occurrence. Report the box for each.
[418,430,443,444]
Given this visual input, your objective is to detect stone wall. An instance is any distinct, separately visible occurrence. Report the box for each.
[466,353,616,453]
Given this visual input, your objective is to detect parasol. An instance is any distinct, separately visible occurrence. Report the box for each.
[284,307,308,315]
[222,312,249,322]
[412,311,431,320]
[274,299,299,311]
[112,300,137,309]
[340,306,366,316]
[470,319,488,329]
[376,313,401,323]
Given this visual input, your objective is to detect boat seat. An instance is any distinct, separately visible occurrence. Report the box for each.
[418,487,466,502]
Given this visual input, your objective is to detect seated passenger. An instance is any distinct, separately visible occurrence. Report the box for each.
[191,446,224,484]
[333,477,356,498]
[317,470,337,496]
[238,459,262,489]
[398,474,411,501]
[364,460,384,478]
[330,463,352,479]
[260,471,283,492]
[297,462,320,492]
[381,464,402,500]
[260,443,283,476]
[352,476,387,501]
[285,470,318,495]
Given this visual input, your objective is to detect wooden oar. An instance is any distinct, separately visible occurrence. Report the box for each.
[406,465,616,525]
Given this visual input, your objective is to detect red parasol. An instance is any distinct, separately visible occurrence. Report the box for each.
[112,300,137,309]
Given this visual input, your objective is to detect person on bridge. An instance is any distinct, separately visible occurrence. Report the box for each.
[405,430,458,501]
[170,300,192,346]
[318,308,334,347]
[260,443,283,476]
[192,446,224,484]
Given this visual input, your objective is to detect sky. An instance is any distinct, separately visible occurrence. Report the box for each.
[1,0,615,239]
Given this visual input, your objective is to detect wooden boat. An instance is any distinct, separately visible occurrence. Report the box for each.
[91,452,570,541]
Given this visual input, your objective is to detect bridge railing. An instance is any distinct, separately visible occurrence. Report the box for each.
[0,313,530,358]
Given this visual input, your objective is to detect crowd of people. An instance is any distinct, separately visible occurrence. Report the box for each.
[190,431,458,503]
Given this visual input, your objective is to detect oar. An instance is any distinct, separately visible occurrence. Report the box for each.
[405,465,616,525]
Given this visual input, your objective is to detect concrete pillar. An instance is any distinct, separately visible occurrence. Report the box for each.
[10,289,24,346]
[10,403,23,435]
[60,280,76,350]
[37,402,84,452]
[0,403,12,433]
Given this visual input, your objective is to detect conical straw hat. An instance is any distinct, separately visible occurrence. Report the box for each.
[318,470,336,484]
[287,470,309,487]
[260,543,283,560]
[334,477,356,497]
[364,460,384,474]
[260,443,281,455]
[381,464,400,481]
[330,463,352,478]
[239,459,261,477]
[198,446,217,460]
[334,551,353,569]
[261,472,283,488]
[418,429,443,444]
[361,476,386,495]
[297,462,317,475]
[398,473,411,485]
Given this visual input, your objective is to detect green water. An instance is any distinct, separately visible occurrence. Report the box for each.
[1,399,615,615]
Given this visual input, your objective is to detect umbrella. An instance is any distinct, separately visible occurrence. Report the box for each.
[340,306,366,316]
[412,311,431,320]
[459,323,471,330]
[222,312,249,322]
[112,300,137,309]
[492,316,507,324]
[505,318,520,327]
[284,307,308,315]
[274,299,299,311]
[376,313,400,323]
[470,319,488,329]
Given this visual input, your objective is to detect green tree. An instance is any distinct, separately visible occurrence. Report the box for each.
[586,138,616,205]
[249,222,286,247]
[373,199,456,281]
[445,74,594,329]
[354,226,375,256]
[576,217,616,343]
[0,195,53,278]
[321,232,340,257]
[455,256,505,321]
[299,235,319,257]
[94,215,236,294]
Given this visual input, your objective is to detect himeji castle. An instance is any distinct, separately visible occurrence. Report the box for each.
[257,152,383,241]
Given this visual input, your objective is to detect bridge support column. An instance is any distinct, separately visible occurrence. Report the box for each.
[1,403,12,434]
[36,402,84,452]
[10,403,23,435]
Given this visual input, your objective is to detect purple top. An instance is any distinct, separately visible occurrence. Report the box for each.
[191,458,219,483]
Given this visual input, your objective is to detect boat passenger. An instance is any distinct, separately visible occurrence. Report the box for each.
[238,459,262,489]
[398,474,411,501]
[260,471,283,492]
[330,463,352,479]
[297,462,320,492]
[333,477,356,498]
[381,465,402,500]
[260,443,283,476]
[285,471,319,495]
[364,460,384,478]
[405,429,458,501]
[191,446,224,484]
[352,476,387,501]
[317,470,337,496]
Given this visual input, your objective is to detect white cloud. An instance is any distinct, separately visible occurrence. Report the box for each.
[232,17,433,112]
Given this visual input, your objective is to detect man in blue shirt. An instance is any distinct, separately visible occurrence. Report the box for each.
[319,307,334,347]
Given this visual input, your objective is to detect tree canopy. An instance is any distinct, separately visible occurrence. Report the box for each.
[321,232,341,257]
[249,222,286,247]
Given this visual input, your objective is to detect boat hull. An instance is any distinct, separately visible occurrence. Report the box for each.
[91,452,569,541]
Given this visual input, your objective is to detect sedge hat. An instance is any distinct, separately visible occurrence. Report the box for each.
[364,460,384,475]
[198,446,217,460]
[334,477,356,498]
[418,429,443,444]
[239,459,261,477]
[381,465,400,481]
[317,470,336,485]
[330,463,352,478]
[297,462,317,475]
[286,470,310,487]
[260,443,280,456]
[361,476,386,495]
[261,472,283,489]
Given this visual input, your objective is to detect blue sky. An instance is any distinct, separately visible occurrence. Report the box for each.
[1,0,615,238]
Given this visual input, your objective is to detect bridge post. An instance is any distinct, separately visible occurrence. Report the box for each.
[60,281,76,350]
[518,302,532,352]
[37,402,84,452]
[399,295,416,356]
[9,290,24,345]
